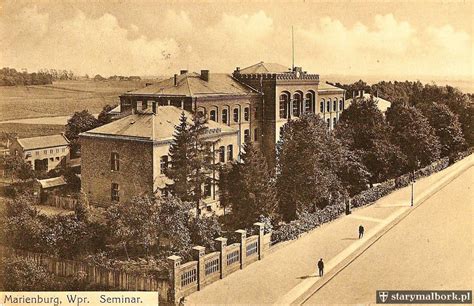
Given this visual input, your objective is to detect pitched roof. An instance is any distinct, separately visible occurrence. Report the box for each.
[318,80,345,92]
[346,93,392,113]
[81,106,237,143]
[17,134,69,150]
[124,73,257,98]
[36,176,67,189]
[238,62,291,74]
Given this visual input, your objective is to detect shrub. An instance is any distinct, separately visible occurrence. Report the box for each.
[0,256,58,291]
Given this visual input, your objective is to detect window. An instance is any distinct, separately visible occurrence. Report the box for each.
[111,183,120,202]
[244,129,250,143]
[210,110,217,121]
[35,151,39,156]
[49,157,54,162]
[327,99,331,112]
[320,100,325,113]
[254,128,258,141]
[244,107,249,121]
[50,149,53,154]
[56,148,59,153]
[55,157,60,161]
[222,109,228,124]
[204,178,212,197]
[197,109,205,118]
[219,146,225,163]
[333,100,337,112]
[339,99,344,111]
[44,150,47,154]
[142,100,148,110]
[327,118,330,128]
[62,148,66,152]
[233,108,239,122]
[111,152,120,171]
[227,145,233,161]
[305,92,314,113]
[160,155,168,175]
[254,106,259,119]
[333,117,337,127]
[279,93,290,119]
[25,152,31,158]
[293,92,302,117]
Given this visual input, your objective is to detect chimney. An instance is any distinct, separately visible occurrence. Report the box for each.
[152,101,157,114]
[236,67,240,72]
[180,70,188,75]
[174,74,178,86]
[201,70,210,82]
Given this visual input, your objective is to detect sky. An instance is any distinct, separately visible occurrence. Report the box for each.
[0,0,472,78]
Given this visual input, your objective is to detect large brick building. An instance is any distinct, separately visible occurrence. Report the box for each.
[80,106,238,212]
[81,61,347,209]
[118,62,346,162]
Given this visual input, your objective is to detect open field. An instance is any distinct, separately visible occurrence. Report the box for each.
[0,123,65,138]
[0,79,151,121]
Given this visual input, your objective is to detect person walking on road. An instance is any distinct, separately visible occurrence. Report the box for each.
[317,258,324,277]
[359,225,365,239]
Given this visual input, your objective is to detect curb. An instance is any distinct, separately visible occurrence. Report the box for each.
[292,160,473,305]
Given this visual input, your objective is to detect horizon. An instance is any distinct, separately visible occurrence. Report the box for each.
[0,0,472,79]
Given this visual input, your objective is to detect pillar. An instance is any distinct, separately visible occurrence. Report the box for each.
[192,246,206,290]
[253,222,265,260]
[235,229,247,269]
[167,255,182,304]
[215,237,227,279]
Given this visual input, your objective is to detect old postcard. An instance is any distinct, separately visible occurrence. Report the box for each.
[0,0,472,305]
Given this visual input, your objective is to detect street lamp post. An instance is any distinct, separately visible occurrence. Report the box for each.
[410,177,415,207]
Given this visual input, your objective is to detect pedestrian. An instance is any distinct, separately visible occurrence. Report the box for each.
[317,258,324,277]
[359,225,364,239]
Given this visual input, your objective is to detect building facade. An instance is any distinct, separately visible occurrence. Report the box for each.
[9,134,70,172]
[118,62,346,163]
[80,106,238,212]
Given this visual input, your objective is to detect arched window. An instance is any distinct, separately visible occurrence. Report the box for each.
[233,108,239,122]
[339,99,344,111]
[227,145,233,161]
[244,107,250,121]
[320,99,325,113]
[279,92,290,119]
[333,100,337,112]
[333,117,337,128]
[219,146,225,163]
[222,109,228,124]
[305,92,314,113]
[327,98,331,112]
[244,129,250,142]
[327,118,330,128]
[293,92,302,117]
[210,110,217,121]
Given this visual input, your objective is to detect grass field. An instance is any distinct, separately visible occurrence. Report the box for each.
[0,123,65,138]
[0,79,150,121]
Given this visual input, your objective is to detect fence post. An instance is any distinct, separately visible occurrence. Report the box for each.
[215,237,227,279]
[192,246,206,291]
[235,229,247,269]
[167,255,182,304]
[253,222,265,260]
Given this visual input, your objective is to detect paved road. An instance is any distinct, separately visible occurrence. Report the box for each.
[186,155,473,305]
[303,167,473,304]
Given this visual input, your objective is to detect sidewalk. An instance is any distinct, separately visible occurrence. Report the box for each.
[186,155,473,305]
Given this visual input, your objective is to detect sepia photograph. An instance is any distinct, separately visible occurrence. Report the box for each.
[0,0,472,305]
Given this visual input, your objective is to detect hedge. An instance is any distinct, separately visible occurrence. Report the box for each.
[272,155,456,244]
